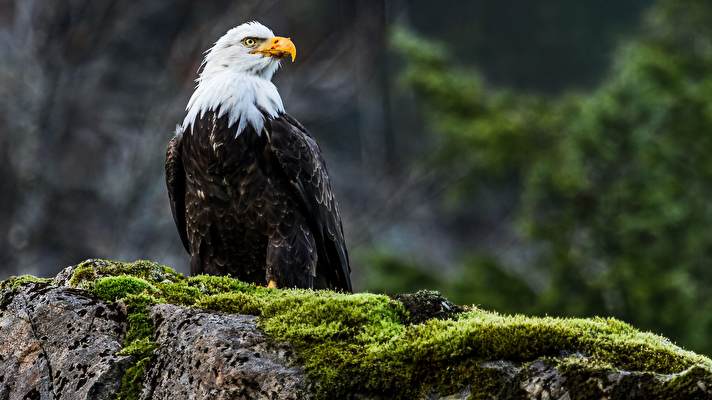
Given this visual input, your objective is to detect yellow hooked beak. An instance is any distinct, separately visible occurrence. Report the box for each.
[252,36,297,62]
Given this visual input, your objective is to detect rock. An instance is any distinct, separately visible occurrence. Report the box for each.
[0,269,305,400]
[392,290,463,324]
[0,283,129,400]
[141,304,305,399]
[0,259,711,400]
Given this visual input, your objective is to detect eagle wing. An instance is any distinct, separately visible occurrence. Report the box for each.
[165,132,190,253]
[268,114,352,292]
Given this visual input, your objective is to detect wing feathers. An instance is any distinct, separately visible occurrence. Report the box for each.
[165,132,190,253]
[268,114,352,292]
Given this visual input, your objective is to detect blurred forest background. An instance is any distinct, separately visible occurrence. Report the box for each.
[2,0,712,354]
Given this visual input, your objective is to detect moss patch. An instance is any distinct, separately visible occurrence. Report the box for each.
[0,275,52,290]
[196,291,264,315]
[550,355,712,399]
[69,259,181,289]
[28,259,712,398]
[94,276,159,302]
[81,270,165,400]
[115,293,159,400]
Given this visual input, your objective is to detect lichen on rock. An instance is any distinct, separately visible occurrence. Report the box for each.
[1,258,711,399]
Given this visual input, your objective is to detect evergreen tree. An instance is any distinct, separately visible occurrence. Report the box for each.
[391,0,712,353]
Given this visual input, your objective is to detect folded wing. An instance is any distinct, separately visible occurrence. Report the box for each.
[267,114,352,292]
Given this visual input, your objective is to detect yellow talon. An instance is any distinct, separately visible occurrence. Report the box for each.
[267,279,278,289]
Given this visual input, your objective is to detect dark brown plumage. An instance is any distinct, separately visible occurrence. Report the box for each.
[165,110,352,292]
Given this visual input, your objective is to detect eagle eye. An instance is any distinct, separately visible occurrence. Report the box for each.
[242,38,258,48]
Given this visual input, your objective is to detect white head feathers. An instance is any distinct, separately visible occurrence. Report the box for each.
[182,21,286,136]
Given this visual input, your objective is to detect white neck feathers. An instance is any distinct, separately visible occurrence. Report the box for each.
[182,69,284,136]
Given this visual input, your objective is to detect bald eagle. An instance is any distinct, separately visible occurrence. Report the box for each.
[166,22,352,291]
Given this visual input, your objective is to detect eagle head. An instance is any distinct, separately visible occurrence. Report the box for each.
[183,21,296,134]
[201,21,296,81]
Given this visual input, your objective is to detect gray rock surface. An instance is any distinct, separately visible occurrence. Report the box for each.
[0,282,306,400]
[140,304,306,400]
[0,283,129,400]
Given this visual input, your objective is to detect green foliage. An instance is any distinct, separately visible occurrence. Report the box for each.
[403,1,650,93]
[357,249,443,294]
[526,0,712,354]
[61,259,712,399]
[449,257,538,314]
[393,0,712,354]
[359,251,539,315]
[391,26,575,180]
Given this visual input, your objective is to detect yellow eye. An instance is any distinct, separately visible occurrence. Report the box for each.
[243,38,256,47]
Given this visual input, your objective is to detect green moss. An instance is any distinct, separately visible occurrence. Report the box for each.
[118,337,156,357]
[93,276,158,302]
[550,355,712,398]
[69,259,181,289]
[115,293,159,400]
[117,335,157,400]
[154,281,202,305]
[254,297,711,398]
[0,275,51,290]
[61,259,712,399]
[117,355,153,400]
[196,292,263,315]
[121,294,158,344]
[186,274,256,295]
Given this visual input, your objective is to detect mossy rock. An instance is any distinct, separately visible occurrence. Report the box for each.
[3,259,712,399]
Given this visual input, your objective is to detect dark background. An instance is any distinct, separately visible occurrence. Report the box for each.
[4,0,712,354]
